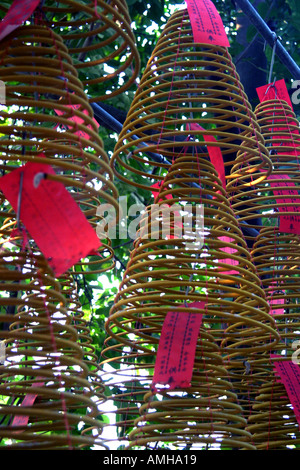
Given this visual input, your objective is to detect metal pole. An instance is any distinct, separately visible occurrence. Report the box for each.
[234,0,300,80]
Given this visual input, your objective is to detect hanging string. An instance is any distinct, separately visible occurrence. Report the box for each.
[268,33,278,85]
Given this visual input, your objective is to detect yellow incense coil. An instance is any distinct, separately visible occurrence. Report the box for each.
[227,98,300,247]
[252,227,300,357]
[111,7,271,194]
[246,359,300,450]
[38,0,140,102]
[0,24,119,273]
[0,250,105,449]
[128,373,256,450]
[101,148,279,449]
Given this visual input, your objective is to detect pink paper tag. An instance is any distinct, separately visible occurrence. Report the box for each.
[152,302,204,391]
[0,0,40,42]
[0,160,101,276]
[271,355,300,429]
[11,379,44,430]
[268,174,300,235]
[55,104,99,140]
[186,0,230,47]
[189,123,226,190]
[256,79,293,109]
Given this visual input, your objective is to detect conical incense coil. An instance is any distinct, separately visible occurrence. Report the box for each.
[0,24,117,206]
[101,153,279,449]
[37,0,140,102]
[0,250,105,449]
[227,98,300,246]
[251,227,300,358]
[58,270,107,446]
[0,24,119,273]
[111,7,271,193]
[246,363,300,449]
[253,99,300,174]
[102,304,256,450]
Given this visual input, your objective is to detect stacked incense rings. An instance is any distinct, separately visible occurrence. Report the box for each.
[0,251,105,449]
[0,24,119,273]
[101,8,281,449]
[237,96,300,355]
[239,97,300,448]
[102,156,279,449]
[246,358,300,449]
[40,0,140,102]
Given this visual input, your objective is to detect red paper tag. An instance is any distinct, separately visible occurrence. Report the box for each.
[55,104,99,140]
[271,355,300,429]
[256,79,293,109]
[0,160,101,276]
[186,0,230,47]
[11,379,44,431]
[152,301,204,391]
[0,0,40,42]
[268,174,300,235]
[189,123,226,190]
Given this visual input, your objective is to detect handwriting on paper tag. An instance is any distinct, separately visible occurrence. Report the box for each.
[55,104,99,140]
[152,301,204,391]
[271,355,300,429]
[11,379,44,431]
[0,0,41,42]
[268,174,300,235]
[189,123,226,190]
[0,160,101,277]
[186,0,230,47]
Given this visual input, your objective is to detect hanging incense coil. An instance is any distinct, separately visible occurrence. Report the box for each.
[0,249,106,449]
[0,24,119,273]
[111,7,272,194]
[36,0,140,102]
[58,270,107,444]
[101,148,279,449]
[235,98,300,359]
[227,98,300,247]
